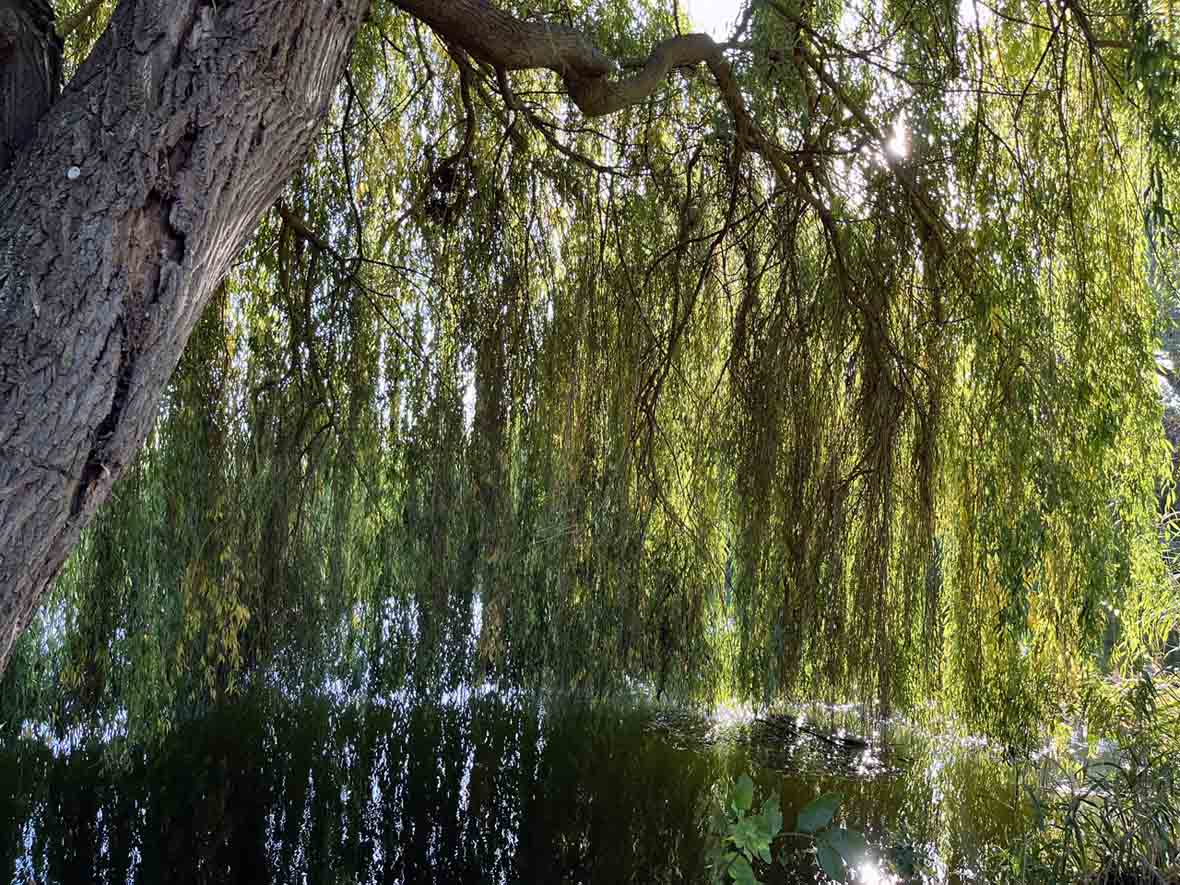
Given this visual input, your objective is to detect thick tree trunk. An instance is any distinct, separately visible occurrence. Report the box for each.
[0,0,60,173]
[0,0,755,677]
[0,0,368,673]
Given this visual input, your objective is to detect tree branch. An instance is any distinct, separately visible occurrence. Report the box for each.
[393,0,612,80]
[395,0,748,119]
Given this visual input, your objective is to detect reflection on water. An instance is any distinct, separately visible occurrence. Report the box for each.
[0,690,1026,884]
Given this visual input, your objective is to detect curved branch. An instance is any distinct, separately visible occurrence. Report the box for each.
[394,0,814,215]
[563,32,724,117]
[395,0,743,119]
[393,0,612,79]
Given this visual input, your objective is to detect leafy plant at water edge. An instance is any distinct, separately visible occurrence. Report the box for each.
[1012,670,1180,884]
[705,775,868,884]
[799,793,871,883]
[705,775,784,885]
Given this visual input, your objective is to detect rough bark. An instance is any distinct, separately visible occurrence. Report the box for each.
[0,0,368,673]
[0,0,760,676]
[396,0,737,118]
[0,0,60,172]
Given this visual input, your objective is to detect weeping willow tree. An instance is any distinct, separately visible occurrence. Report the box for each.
[2,0,1178,745]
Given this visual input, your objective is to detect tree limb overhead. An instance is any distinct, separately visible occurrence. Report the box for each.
[394,0,734,118]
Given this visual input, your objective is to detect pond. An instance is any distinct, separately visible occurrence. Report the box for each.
[0,686,1031,884]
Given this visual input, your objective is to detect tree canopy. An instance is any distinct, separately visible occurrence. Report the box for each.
[3,0,1179,744]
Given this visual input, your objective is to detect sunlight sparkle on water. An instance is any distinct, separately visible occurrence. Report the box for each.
[858,861,898,885]
[710,701,753,727]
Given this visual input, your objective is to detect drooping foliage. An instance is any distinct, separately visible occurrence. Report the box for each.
[4,0,1179,744]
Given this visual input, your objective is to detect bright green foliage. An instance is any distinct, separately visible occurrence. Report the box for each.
[1013,670,1180,883]
[706,778,870,883]
[706,775,785,883]
[4,0,1180,741]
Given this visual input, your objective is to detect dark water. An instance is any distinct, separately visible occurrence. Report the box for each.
[0,688,1027,884]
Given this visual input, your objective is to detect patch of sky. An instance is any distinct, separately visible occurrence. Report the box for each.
[685,0,740,39]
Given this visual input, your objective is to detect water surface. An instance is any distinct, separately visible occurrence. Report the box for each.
[0,689,1027,883]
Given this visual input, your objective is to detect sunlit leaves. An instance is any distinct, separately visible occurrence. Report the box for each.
[11,0,1178,741]
[707,775,789,884]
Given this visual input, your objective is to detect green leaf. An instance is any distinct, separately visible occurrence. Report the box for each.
[816,843,848,881]
[730,817,771,859]
[729,817,753,849]
[732,775,755,813]
[727,853,759,885]
[821,827,869,863]
[797,792,842,833]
